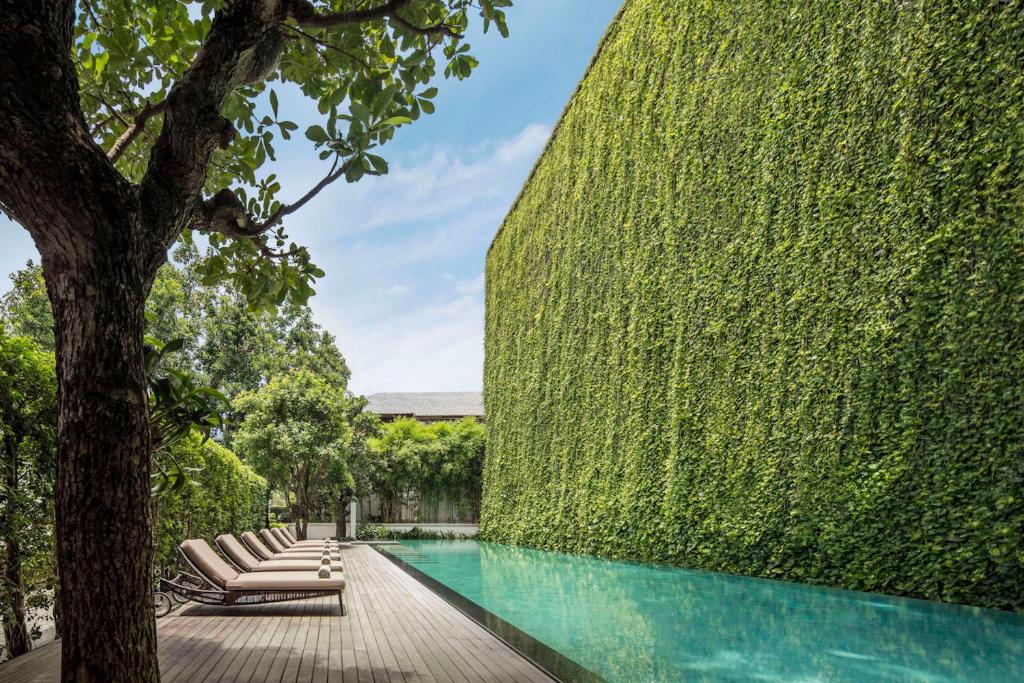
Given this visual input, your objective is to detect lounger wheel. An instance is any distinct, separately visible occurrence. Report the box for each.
[155,591,173,618]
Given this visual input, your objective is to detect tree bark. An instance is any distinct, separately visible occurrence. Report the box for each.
[334,490,353,539]
[0,1,298,678]
[47,247,159,682]
[2,435,30,659]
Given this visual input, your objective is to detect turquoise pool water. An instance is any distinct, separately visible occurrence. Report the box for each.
[382,540,1024,682]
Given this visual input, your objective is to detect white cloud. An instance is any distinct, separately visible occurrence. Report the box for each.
[2,123,551,397]
[291,122,551,247]
[455,273,485,295]
[301,122,550,395]
[312,292,485,394]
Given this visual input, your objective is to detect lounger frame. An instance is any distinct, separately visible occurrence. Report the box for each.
[160,548,345,614]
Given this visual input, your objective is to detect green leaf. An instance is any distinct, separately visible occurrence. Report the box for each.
[305,125,329,144]
[366,154,389,174]
[379,115,413,128]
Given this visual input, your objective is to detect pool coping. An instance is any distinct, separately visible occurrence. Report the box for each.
[371,544,605,683]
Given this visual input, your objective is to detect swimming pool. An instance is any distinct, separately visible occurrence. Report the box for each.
[379,540,1024,682]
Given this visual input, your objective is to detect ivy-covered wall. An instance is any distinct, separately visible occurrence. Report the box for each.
[482,0,1024,609]
[153,434,268,575]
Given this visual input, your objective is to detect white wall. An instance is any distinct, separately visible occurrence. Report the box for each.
[289,521,480,539]
[290,522,338,540]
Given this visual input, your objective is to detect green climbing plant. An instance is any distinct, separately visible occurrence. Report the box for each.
[482,0,1024,611]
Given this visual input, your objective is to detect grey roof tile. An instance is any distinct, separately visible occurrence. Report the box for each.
[365,392,484,418]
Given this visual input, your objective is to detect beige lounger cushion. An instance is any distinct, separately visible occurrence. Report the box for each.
[241,531,276,560]
[251,530,341,559]
[259,528,288,552]
[225,571,345,591]
[216,534,263,572]
[272,527,335,548]
[277,551,342,560]
[180,539,239,588]
[250,559,344,572]
[220,534,343,572]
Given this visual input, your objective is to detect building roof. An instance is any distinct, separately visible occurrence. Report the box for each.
[365,392,484,419]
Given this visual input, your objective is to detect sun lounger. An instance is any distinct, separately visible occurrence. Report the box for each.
[271,527,325,548]
[258,529,341,558]
[215,534,344,573]
[161,539,345,613]
[241,531,341,562]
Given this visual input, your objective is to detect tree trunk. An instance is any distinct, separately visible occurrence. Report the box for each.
[1,436,30,659]
[48,254,159,682]
[334,490,352,539]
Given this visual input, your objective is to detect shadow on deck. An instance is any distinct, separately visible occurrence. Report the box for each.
[0,545,553,682]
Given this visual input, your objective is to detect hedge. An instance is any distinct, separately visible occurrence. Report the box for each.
[153,434,268,575]
[481,0,1024,610]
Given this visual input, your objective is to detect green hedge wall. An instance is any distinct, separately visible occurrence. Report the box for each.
[153,434,268,575]
[482,0,1024,610]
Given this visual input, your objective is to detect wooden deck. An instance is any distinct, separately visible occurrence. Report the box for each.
[0,544,552,682]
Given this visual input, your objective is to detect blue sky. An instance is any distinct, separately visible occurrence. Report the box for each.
[0,1,622,395]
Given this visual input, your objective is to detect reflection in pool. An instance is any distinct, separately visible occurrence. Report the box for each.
[382,540,1024,682]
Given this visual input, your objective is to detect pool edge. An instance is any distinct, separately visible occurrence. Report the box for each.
[371,544,606,683]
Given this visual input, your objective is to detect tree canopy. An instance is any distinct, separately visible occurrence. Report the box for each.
[60,0,511,311]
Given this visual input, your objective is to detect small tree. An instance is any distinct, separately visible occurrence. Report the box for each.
[234,370,349,538]
[0,1,509,676]
[325,395,380,537]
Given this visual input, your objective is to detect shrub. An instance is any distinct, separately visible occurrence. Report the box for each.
[357,524,476,541]
[482,0,1024,610]
[368,417,485,521]
[153,434,268,576]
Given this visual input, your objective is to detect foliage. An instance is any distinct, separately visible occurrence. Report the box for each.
[368,417,484,520]
[482,0,1024,610]
[317,394,380,536]
[145,333,230,495]
[194,289,351,442]
[0,264,54,352]
[356,524,475,541]
[69,0,512,310]
[233,369,351,536]
[152,433,268,577]
[0,259,350,443]
[0,334,57,658]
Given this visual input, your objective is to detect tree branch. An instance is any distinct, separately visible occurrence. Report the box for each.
[139,0,291,263]
[261,245,303,259]
[254,154,351,232]
[291,0,463,38]
[389,8,462,39]
[291,0,410,29]
[283,24,373,70]
[107,100,166,162]
[197,155,350,241]
[196,150,391,245]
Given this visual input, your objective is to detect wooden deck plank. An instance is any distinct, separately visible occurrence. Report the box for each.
[353,552,455,683]
[0,545,554,683]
